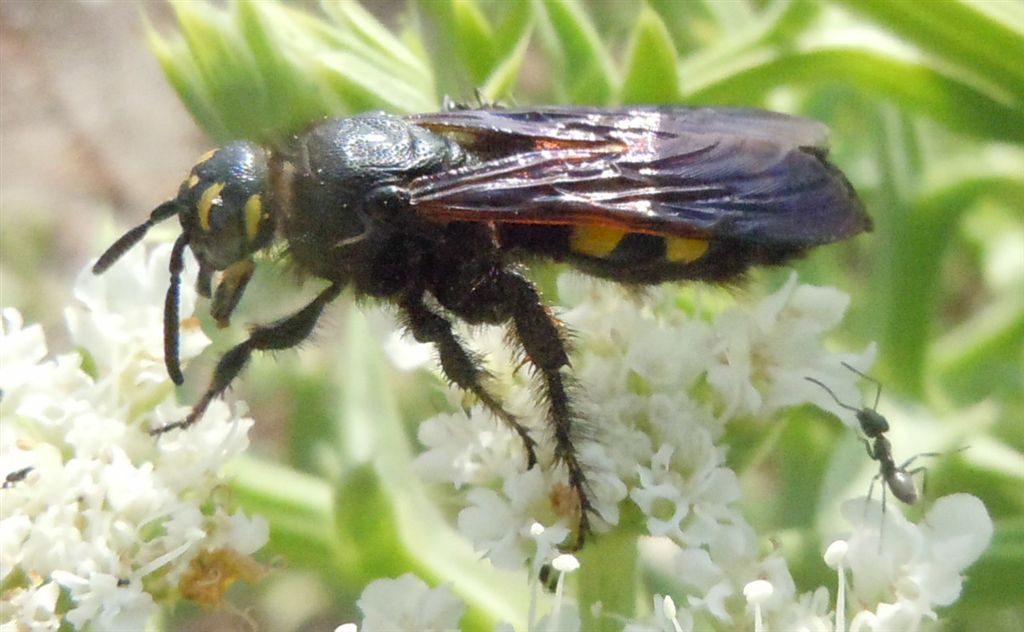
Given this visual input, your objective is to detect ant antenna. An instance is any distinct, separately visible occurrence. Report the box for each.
[839,361,880,410]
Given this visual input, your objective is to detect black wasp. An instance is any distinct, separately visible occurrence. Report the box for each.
[93,106,870,545]
[806,363,940,515]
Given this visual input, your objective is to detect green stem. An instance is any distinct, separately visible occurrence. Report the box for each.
[577,527,640,632]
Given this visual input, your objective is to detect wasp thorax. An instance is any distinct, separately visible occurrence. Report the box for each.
[179,141,274,272]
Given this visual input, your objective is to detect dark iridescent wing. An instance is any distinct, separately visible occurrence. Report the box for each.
[407,107,869,246]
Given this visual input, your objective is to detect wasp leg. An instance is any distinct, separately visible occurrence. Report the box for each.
[400,293,538,468]
[491,270,592,549]
[152,283,342,435]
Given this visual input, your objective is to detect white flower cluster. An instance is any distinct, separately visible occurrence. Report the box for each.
[373,272,992,631]
[818,494,993,631]
[1,246,268,631]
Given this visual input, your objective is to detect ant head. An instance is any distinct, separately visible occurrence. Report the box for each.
[856,408,890,438]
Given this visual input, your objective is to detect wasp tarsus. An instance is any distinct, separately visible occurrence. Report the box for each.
[95,106,870,546]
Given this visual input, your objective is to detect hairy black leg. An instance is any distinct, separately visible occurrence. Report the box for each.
[152,283,342,435]
[400,293,538,468]
[494,271,592,548]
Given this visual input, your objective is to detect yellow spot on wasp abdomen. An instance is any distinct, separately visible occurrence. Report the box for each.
[570,225,627,258]
[244,194,264,242]
[665,237,710,263]
[197,182,225,232]
[186,174,200,189]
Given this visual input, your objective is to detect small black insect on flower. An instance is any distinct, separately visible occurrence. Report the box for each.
[806,362,953,516]
[93,105,870,547]
[3,466,34,489]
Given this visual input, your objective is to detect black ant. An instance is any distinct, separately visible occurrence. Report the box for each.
[2,466,33,489]
[805,363,942,517]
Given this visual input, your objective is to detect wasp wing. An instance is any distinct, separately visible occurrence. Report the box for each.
[408,107,869,246]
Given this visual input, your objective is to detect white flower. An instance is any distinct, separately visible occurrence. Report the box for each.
[398,270,988,632]
[705,273,875,423]
[50,572,156,632]
[357,574,465,632]
[841,494,992,626]
[630,438,741,547]
[1,247,267,629]
[0,579,61,631]
[415,407,523,488]
[456,467,569,570]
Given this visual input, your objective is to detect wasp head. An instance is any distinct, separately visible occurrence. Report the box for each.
[92,141,275,384]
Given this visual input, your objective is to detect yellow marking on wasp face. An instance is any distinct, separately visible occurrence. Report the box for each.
[244,194,263,243]
[187,174,200,189]
[665,236,710,263]
[196,148,218,165]
[570,225,627,258]
[197,182,225,232]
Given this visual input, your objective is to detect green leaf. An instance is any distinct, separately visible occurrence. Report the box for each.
[163,1,269,140]
[226,454,341,574]
[319,0,433,83]
[882,175,1024,392]
[235,1,332,139]
[577,528,640,632]
[448,0,499,85]
[832,0,1024,104]
[149,0,438,142]
[685,47,1024,143]
[479,25,534,103]
[620,6,681,104]
[316,51,438,114]
[537,0,616,103]
[330,310,531,631]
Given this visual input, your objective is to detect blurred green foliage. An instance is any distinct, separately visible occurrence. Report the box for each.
[146,1,1023,630]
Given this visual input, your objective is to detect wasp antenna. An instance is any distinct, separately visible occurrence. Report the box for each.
[92,201,180,274]
[805,376,861,414]
[164,234,189,385]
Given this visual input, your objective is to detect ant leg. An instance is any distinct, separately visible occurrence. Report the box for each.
[897,446,968,502]
[492,270,592,548]
[152,283,341,435]
[864,473,881,516]
[400,293,538,468]
[877,482,889,551]
[897,452,942,471]
[860,436,874,460]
